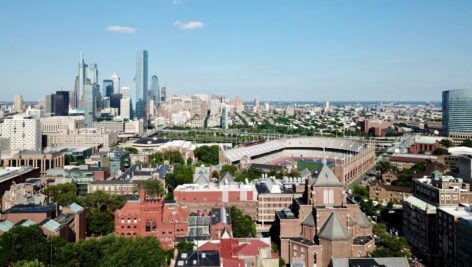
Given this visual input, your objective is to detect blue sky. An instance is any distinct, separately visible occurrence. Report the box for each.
[1,0,472,101]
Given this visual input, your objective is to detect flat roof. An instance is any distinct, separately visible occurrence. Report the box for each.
[4,203,56,214]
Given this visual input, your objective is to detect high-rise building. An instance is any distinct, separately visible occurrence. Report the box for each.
[135,50,148,120]
[120,97,131,120]
[54,91,69,116]
[0,115,42,154]
[150,75,160,106]
[161,86,167,102]
[77,52,88,108]
[220,104,229,130]
[121,87,131,99]
[103,79,114,98]
[253,96,260,113]
[88,63,99,85]
[111,73,120,94]
[13,95,23,113]
[442,89,472,143]
[110,93,122,114]
[45,94,55,114]
[83,84,99,128]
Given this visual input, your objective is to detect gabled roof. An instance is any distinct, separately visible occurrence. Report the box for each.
[0,220,14,232]
[41,219,61,232]
[357,211,372,228]
[312,164,342,187]
[219,172,235,185]
[301,212,315,227]
[300,168,312,178]
[68,202,84,213]
[318,212,352,241]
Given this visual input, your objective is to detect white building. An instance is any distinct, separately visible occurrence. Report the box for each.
[40,116,85,134]
[111,73,120,94]
[0,115,42,154]
[120,97,131,120]
[45,128,117,151]
[14,95,23,113]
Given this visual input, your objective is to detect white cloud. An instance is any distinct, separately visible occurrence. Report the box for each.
[106,25,137,33]
[174,21,204,30]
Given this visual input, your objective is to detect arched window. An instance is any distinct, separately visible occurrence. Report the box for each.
[329,189,334,204]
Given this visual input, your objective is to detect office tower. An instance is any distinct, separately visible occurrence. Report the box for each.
[83,84,99,128]
[150,75,160,106]
[103,79,114,98]
[0,115,42,154]
[121,86,131,99]
[135,50,148,120]
[101,97,110,109]
[110,93,122,114]
[161,86,167,102]
[54,91,69,116]
[13,95,23,113]
[442,89,472,143]
[111,73,120,94]
[45,94,55,114]
[78,52,88,108]
[120,97,131,120]
[254,96,260,112]
[88,63,99,85]
[220,104,229,130]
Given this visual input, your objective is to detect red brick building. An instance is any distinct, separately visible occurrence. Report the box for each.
[114,189,189,249]
[360,119,393,137]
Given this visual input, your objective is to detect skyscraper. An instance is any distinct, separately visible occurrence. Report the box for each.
[45,94,55,114]
[110,93,122,114]
[161,86,167,102]
[84,84,99,128]
[13,95,23,113]
[88,63,99,85]
[54,91,69,116]
[78,51,88,108]
[0,115,42,154]
[220,104,229,130]
[103,79,114,98]
[135,50,148,120]
[111,73,120,94]
[150,75,160,106]
[442,89,472,143]
[120,97,131,120]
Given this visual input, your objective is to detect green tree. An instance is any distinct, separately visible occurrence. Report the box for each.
[124,147,138,154]
[138,179,165,197]
[194,145,220,165]
[462,139,472,148]
[0,225,48,266]
[221,164,238,175]
[43,183,78,206]
[371,223,411,258]
[165,164,193,191]
[439,139,453,148]
[432,147,450,155]
[230,206,256,238]
[352,185,369,201]
[13,259,45,267]
[176,241,194,252]
[376,161,394,174]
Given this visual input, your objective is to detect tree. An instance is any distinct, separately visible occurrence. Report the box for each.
[176,241,194,252]
[432,147,450,155]
[439,139,453,148]
[165,164,193,191]
[462,139,472,148]
[13,259,45,267]
[352,185,369,201]
[221,164,238,176]
[124,147,138,154]
[230,206,256,238]
[376,161,394,174]
[0,225,48,266]
[77,191,125,236]
[43,183,79,206]
[371,223,411,258]
[138,179,165,197]
[194,145,220,165]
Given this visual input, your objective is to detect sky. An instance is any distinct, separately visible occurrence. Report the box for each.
[1,0,472,102]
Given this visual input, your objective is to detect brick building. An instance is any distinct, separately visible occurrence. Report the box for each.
[369,183,412,204]
[272,163,375,267]
[115,189,189,249]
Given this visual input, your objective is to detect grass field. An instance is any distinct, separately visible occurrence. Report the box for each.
[297,160,334,173]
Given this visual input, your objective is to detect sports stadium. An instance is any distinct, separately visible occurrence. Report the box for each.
[221,137,376,185]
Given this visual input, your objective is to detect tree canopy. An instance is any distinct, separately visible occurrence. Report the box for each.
[138,179,165,197]
[230,206,256,238]
[461,139,472,148]
[194,145,220,165]
[149,151,184,165]
[43,183,78,206]
[165,164,193,191]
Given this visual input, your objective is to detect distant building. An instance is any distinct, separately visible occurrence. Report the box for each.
[40,116,84,134]
[54,91,69,116]
[83,83,100,128]
[0,167,40,200]
[360,119,393,137]
[13,95,23,113]
[443,89,472,143]
[44,128,117,152]
[110,73,120,94]
[2,182,46,212]
[175,250,220,267]
[330,257,409,267]
[369,183,412,204]
[135,50,148,120]
[110,93,122,114]
[6,150,65,174]
[120,97,131,120]
[103,79,114,98]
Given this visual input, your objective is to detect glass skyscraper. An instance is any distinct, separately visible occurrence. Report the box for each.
[442,89,472,141]
[54,91,69,116]
[150,75,160,106]
[103,79,114,98]
[135,50,148,120]
[84,84,100,128]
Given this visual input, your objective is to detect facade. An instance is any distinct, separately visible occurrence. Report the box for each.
[83,83,99,128]
[456,214,472,267]
[368,183,412,204]
[273,164,375,267]
[103,79,114,98]
[120,97,131,120]
[0,115,42,154]
[115,190,189,249]
[2,182,46,212]
[443,89,472,143]
[45,128,118,151]
[54,91,69,116]
[360,119,393,137]
[40,116,84,134]
[135,50,148,120]
[13,95,23,113]
[150,75,160,106]
[0,202,86,242]
[6,150,64,174]
[0,166,40,200]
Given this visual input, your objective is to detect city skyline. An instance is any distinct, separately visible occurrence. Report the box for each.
[2,1,472,101]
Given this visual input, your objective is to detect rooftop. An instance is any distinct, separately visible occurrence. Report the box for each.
[4,203,56,214]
